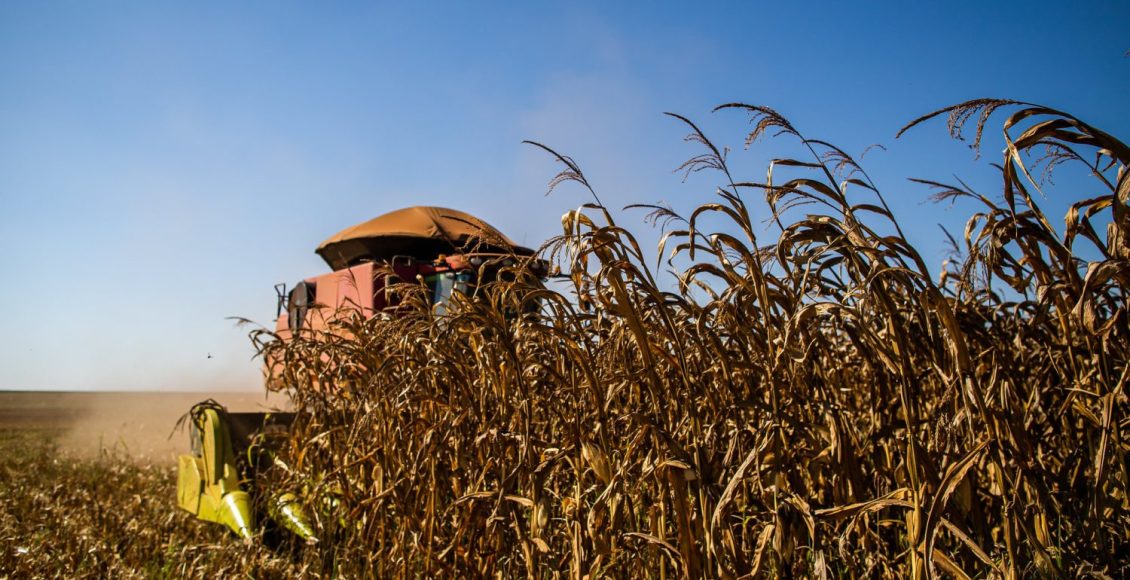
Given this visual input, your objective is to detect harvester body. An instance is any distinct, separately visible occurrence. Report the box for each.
[176,206,542,540]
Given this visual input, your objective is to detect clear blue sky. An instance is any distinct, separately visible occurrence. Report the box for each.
[1,1,1127,390]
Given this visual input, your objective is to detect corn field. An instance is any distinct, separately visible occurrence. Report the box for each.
[0,430,307,578]
[252,99,1128,578]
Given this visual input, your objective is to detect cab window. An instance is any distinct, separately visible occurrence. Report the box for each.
[426,271,473,314]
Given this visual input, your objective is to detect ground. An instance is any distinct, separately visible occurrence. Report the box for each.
[0,390,289,462]
[0,390,303,578]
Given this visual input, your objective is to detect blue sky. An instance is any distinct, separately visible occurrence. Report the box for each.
[1,1,1127,390]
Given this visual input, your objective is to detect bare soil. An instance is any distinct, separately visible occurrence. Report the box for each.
[0,390,289,463]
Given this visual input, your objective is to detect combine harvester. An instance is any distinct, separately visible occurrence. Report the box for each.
[176,206,543,540]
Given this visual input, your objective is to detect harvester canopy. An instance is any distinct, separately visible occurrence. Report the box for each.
[315,206,535,271]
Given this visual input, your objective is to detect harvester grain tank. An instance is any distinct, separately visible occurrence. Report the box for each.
[176,206,543,540]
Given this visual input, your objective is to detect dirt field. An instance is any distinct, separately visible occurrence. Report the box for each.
[0,390,290,463]
[0,390,305,577]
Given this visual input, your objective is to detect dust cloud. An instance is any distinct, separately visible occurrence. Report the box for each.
[0,391,291,464]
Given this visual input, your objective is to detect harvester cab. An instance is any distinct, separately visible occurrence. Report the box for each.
[176,206,543,541]
[278,206,542,334]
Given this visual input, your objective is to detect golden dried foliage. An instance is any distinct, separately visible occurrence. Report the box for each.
[251,100,1129,578]
[6,98,1123,579]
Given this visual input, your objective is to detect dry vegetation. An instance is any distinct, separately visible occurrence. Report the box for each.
[255,100,1129,578]
[0,430,307,577]
[2,99,1126,578]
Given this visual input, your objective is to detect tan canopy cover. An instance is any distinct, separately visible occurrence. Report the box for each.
[315,206,533,270]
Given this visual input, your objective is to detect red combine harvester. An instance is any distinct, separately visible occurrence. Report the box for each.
[175,206,543,540]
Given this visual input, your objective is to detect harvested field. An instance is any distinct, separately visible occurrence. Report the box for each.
[0,392,302,577]
[0,391,289,461]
